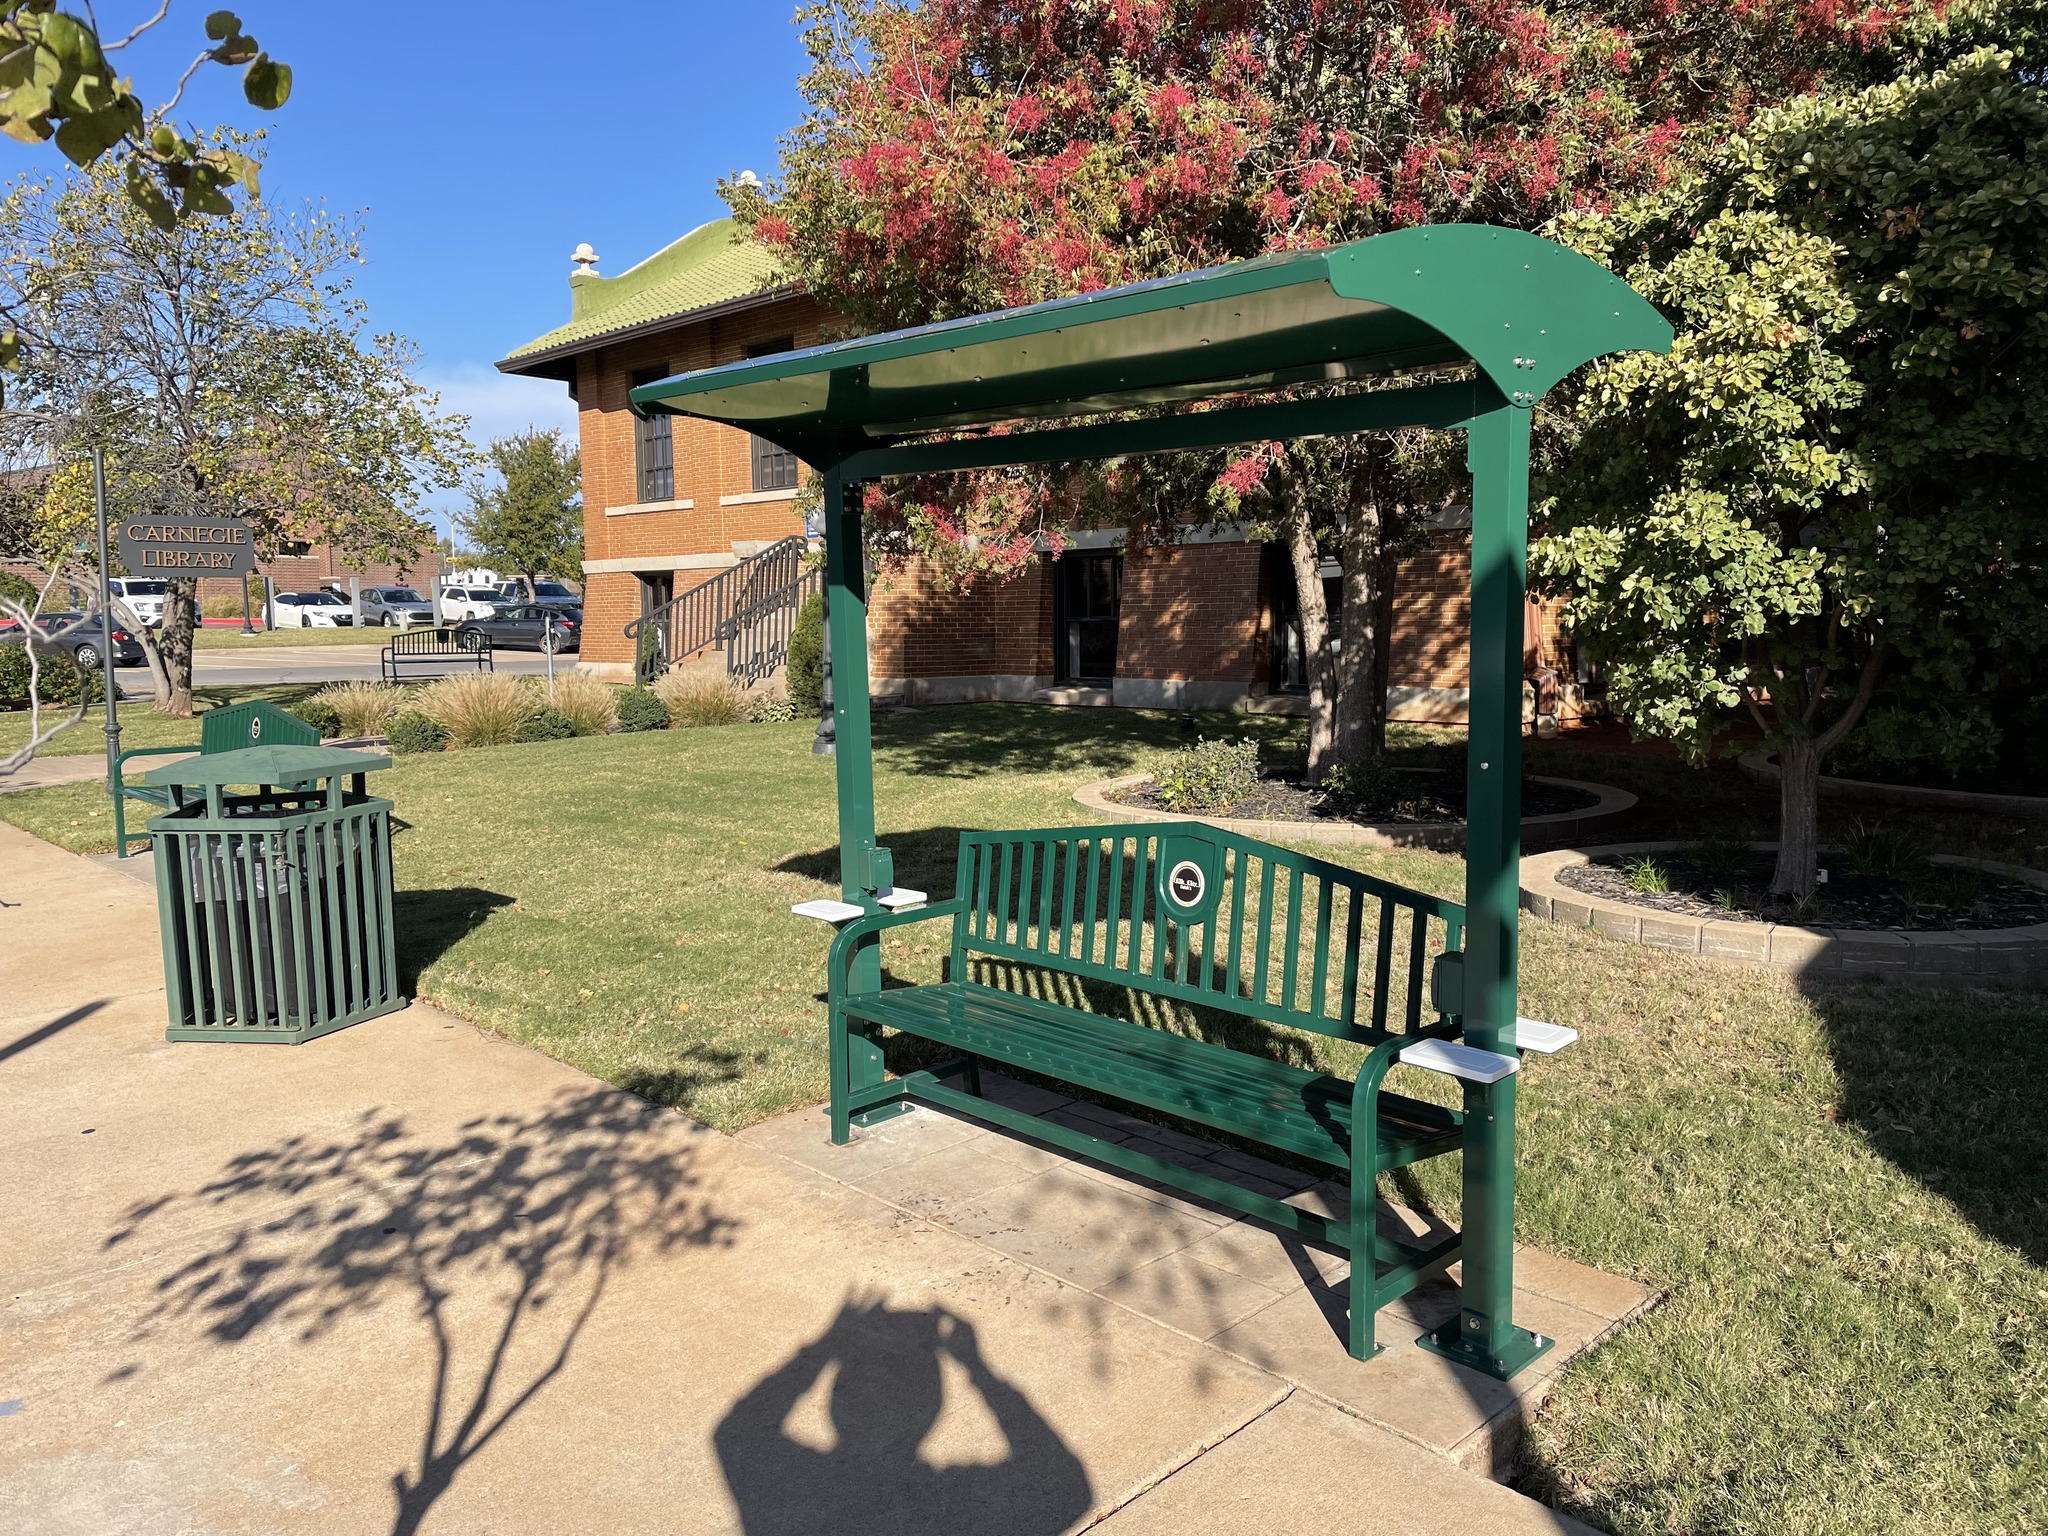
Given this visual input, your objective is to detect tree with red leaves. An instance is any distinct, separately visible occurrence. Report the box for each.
[732,0,1941,774]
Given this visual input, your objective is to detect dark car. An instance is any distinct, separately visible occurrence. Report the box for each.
[454,603,581,654]
[495,580,582,612]
[0,610,146,670]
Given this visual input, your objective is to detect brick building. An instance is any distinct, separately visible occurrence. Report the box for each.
[500,220,1585,720]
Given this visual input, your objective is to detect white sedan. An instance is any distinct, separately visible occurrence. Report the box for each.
[268,591,357,628]
[439,585,505,623]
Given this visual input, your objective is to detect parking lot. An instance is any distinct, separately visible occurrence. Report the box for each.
[114,642,567,696]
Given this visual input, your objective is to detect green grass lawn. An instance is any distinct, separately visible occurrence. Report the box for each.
[192,627,389,649]
[2,704,2042,1534]
[0,683,321,757]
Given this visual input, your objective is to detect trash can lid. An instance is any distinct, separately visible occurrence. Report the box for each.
[141,743,393,787]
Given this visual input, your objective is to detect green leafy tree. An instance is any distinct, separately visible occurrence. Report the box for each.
[0,140,475,716]
[457,430,583,598]
[1537,31,2048,897]
[735,0,1941,778]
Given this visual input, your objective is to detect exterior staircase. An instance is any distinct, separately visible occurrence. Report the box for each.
[623,536,820,689]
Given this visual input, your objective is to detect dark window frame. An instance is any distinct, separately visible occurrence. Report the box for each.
[743,338,800,493]
[630,364,674,504]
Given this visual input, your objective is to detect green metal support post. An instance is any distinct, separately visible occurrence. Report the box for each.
[821,463,902,1123]
[1420,397,1551,1380]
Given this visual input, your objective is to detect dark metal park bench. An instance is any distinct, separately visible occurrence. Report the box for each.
[381,625,491,683]
[823,821,1563,1361]
[113,698,321,857]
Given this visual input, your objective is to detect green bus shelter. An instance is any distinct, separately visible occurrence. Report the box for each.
[635,224,1670,1380]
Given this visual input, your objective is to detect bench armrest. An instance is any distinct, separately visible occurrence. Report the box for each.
[114,743,195,783]
[826,898,966,1005]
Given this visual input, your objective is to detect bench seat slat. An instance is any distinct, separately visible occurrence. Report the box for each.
[843,981,1462,1170]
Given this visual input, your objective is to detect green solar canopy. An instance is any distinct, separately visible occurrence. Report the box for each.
[631,224,1669,1385]
[631,224,1670,465]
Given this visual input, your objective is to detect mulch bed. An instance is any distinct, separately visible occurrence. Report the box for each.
[1111,769,1600,827]
[1557,851,2048,931]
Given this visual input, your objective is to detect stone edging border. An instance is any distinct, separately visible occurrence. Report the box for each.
[1073,773,1636,852]
[1738,751,2048,822]
[1520,841,2048,983]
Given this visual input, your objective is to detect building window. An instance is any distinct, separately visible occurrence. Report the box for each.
[1053,551,1121,685]
[744,337,799,493]
[631,365,673,504]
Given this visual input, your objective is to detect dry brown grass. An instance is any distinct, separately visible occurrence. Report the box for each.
[416,672,527,749]
[306,680,407,739]
[544,672,619,736]
[653,671,746,727]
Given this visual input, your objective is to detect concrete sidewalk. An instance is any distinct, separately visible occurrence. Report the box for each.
[0,822,1618,1534]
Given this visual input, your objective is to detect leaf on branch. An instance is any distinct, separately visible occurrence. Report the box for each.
[204,11,244,43]
[241,54,289,111]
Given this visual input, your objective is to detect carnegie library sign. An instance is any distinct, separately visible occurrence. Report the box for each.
[115,516,257,575]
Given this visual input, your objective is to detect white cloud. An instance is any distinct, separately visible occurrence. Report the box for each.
[415,361,582,534]
[418,360,580,449]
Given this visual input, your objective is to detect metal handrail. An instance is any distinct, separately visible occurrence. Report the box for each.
[622,535,814,686]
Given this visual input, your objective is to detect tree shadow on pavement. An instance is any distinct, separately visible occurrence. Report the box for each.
[103,1085,737,1536]
[714,1294,1091,1536]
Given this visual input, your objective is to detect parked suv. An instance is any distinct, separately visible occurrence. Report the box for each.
[494,579,582,610]
[105,578,168,628]
[359,586,437,628]
[439,585,503,623]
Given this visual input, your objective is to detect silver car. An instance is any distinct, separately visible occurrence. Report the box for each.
[359,585,438,628]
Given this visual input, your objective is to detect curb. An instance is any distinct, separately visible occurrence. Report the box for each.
[1519,841,2048,984]
[1737,751,2048,823]
[1073,773,1637,853]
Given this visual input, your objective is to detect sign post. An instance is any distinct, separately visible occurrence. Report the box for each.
[91,448,120,809]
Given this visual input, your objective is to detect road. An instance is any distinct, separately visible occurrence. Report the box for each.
[113,642,567,696]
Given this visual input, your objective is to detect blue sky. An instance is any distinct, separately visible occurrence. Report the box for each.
[19,3,815,520]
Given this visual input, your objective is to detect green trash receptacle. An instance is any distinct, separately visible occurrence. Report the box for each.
[145,743,402,1044]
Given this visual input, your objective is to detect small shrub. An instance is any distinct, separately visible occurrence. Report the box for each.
[199,590,255,619]
[785,592,825,715]
[1909,867,1984,911]
[656,671,747,728]
[0,643,33,709]
[747,691,800,724]
[1319,757,1406,820]
[1712,888,1741,911]
[1683,834,1753,883]
[1622,854,1670,894]
[306,680,405,739]
[417,672,526,748]
[3,649,104,710]
[547,672,619,736]
[294,697,343,739]
[1841,820,1930,880]
[516,705,577,742]
[614,686,670,733]
[1152,737,1261,814]
[387,711,447,755]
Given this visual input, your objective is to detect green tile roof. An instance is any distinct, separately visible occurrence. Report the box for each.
[497,219,788,374]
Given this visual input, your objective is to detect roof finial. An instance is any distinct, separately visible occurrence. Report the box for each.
[570,242,600,277]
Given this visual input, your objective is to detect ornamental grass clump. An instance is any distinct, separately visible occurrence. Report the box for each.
[417,672,526,749]
[1152,737,1261,814]
[545,671,619,736]
[305,680,406,739]
[655,671,747,728]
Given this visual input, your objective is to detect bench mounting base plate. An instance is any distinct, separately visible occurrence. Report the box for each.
[1415,1318,1553,1381]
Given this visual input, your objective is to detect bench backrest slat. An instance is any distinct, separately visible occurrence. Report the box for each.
[953,822,1465,1044]
[199,700,320,755]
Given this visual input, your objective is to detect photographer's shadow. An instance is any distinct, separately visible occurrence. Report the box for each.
[714,1295,1091,1536]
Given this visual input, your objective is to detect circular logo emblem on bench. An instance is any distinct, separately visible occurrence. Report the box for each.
[1167,860,1206,908]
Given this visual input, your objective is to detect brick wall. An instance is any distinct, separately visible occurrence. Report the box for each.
[1116,541,1264,683]
[574,293,834,666]
[869,559,1054,680]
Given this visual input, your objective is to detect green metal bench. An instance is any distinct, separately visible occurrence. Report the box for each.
[112,698,322,857]
[823,820,1547,1361]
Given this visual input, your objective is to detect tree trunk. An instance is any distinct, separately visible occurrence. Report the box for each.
[1281,490,1338,782]
[1770,736,1822,900]
[1369,530,1398,757]
[157,579,196,718]
[1332,494,1385,765]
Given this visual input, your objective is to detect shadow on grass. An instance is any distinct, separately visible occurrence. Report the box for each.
[394,887,515,994]
[104,1085,736,1536]
[714,1294,1091,1536]
[1807,978,2048,1266]
[871,703,1304,782]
